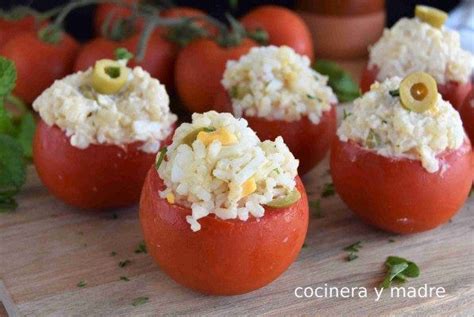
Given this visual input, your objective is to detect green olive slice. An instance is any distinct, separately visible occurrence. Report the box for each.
[91,59,129,95]
[399,72,438,113]
[266,189,301,208]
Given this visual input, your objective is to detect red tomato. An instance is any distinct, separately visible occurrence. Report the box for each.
[0,32,79,104]
[74,32,177,89]
[139,167,308,295]
[360,65,472,109]
[214,88,336,174]
[34,119,174,210]
[240,5,314,61]
[460,89,474,143]
[330,138,473,234]
[175,38,256,113]
[0,16,45,48]
[94,0,143,36]
[161,6,217,37]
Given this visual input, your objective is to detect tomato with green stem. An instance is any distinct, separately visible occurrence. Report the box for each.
[0,31,79,104]
[240,5,314,61]
[330,138,473,233]
[139,167,308,295]
[94,0,145,36]
[34,119,175,210]
[360,65,472,110]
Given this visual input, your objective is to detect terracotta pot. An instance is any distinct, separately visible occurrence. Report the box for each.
[296,0,385,59]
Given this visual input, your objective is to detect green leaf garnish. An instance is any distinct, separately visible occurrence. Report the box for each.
[0,135,26,212]
[0,57,16,98]
[16,113,35,159]
[321,182,335,198]
[115,47,134,62]
[134,241,147,254]
[380,256,420,288]
[313,60,361,102]
[155,147,167,170]
[132,296,149,306]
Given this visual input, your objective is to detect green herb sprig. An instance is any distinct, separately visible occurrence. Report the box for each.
[321,182,335,198]
[0,57,35,213]
[380,256,420,288]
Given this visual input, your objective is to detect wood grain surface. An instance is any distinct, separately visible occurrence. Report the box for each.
[0,157,473,316]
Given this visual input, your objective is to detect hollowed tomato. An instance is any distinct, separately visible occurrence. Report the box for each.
[330,137,473,234]
[139,167,309,295]
[33,119,174,210]
[460,89,474,142]
[360,65,472,110]
[213,88,336,175]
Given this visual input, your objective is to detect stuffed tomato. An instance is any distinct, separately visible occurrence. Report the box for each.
[460,89,474,143]
[216,46,337,175]
[332,73,473,234]
[360,6,473,110]
[33,57,177,210]
[139,111,309,295]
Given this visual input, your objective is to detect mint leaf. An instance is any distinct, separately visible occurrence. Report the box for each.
[0,105,15,135]
[313,60,361,103]
[0,134,26,212]
[16,112,36,159]
[0,57,16,98]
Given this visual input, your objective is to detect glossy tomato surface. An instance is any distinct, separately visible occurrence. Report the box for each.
[460,89,474,143]
[139,167,309,295]
[0,32,79,104]
[240,5,314,61]
[0,16,46,48]
[34,119,174,210]
[175,38,256,113]
[214,89,336,175]
[360,65,472,109]
[330,138,473,234]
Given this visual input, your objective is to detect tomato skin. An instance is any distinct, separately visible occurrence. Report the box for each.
[213,88,336,174]
[175,38,256,113]
[139,167,308,295]
[33,119,174,210]
[330,138,473,234]
[460,90,474,143]
[360,65,472,109]
[73,33,177,89]
[0,16,46,48]
[0,32,79,104]
[94,0,143,36]
[240,5,314,61]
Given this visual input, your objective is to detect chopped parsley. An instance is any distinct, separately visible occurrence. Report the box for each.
[132,296,149,306]
[343,109,352,120]
[134,241,147,254]
[77,280,87,288]
[155,147,167,169]
[389,89,400,97]
[110,251,117,256]
[120,276,130,282]
[380,256,420,288]
[344,241,362,262]
[309,199,323,218]
[307,94,316,100]
[119,260,131,268]
[321,182,335,198]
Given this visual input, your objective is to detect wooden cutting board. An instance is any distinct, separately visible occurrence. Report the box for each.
[1,158,473,316]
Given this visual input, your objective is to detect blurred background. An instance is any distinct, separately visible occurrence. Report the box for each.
[0,0,467,43]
